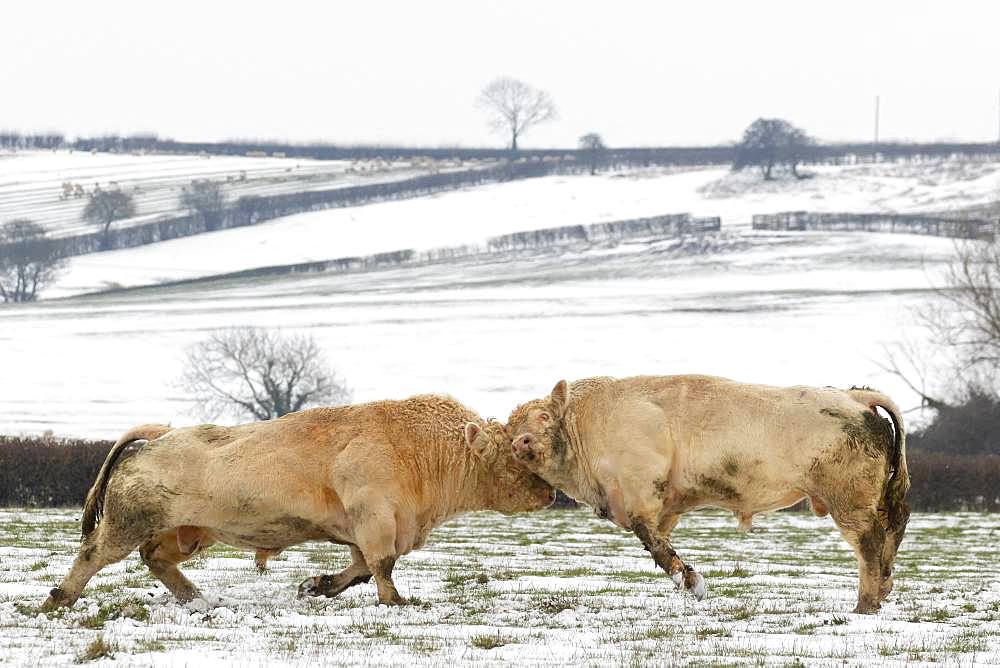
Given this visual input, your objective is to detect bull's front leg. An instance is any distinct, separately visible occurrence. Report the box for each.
[298,546,372,598]
[631,518,706,601]
[349,504,407,606]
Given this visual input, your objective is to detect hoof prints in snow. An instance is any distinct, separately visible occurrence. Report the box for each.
[1,508,998,665]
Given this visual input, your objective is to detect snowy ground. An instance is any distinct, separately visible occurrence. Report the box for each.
[43,159,1000,298]
[0,227,957,439]
[1,507,997,666]
[0,149,465,239]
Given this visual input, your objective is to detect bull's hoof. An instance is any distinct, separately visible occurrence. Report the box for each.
[40,587,71,612]
[879,575,894,601]
[686,571,707,601]
[852,601,880,614]
[670,568,706,601]
[297,575,333,598]
[378,592,407,606]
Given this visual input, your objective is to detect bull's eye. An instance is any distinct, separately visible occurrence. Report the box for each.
[521,436,531,445]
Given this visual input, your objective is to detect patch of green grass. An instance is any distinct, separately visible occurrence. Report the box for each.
[644,624,679,640]
[727,563,751,578]
[79,596,150,629]
[536,593,579,614]
[76,635,115,663]
[695,626,732,640]
[608,569,658,582]
[793,621,821,635]
[135,638,166,653]
[404,596,432,609]
[346,619,391,639]
[409,637,442,654]
[723,601,758,621]
[944,631,988,653]
[29,560,48,571]
[470,631,507,650]
[928,608,953,622]
[713,584,753,598]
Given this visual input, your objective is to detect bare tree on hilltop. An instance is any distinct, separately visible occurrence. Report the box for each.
[0,219,63,303]
[578,133,607,175]
[82,188,136,251]
[477,77,557,151]
[181,179,227,232]
[181,327,351,421]
[734,118,813,180]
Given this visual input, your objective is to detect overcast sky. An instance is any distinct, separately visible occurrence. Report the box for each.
[4,1,999,148]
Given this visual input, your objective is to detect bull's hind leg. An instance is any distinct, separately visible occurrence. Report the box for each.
[633,516,706,601]
[298,545,372,598]
[41,503,156,610]
[831,508,885,614]
[139,528,212,603]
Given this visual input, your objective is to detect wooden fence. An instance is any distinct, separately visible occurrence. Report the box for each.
[752,211,996,241]
[103,213,720,291]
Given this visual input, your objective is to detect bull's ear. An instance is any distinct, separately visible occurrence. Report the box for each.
[551,380,570,417]
[464,422,482,447]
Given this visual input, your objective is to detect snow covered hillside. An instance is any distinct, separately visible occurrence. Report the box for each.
[44,159,1000,298]
[0,228,952,439]
[0,149,464,239]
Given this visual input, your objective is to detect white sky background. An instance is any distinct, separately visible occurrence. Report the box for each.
[3,0,999,148]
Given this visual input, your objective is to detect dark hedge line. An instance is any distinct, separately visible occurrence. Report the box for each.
[0,436,113,507]
[0,435,996,511]
[8,131,1000,165]
[41,161,562,260]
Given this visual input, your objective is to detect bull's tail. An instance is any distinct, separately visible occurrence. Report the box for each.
[848,388,910,529]
[81,424,171,540]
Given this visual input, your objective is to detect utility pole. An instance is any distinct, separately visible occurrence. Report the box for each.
[874,95,880,146]
[873,94,880,163]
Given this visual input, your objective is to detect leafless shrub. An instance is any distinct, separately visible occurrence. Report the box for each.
[180,327,351,421]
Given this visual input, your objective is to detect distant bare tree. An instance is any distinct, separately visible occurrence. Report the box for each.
[734,118,813,180]
[477,77,557,151]
[879,240,1000,410]
[181,327,351,421]
[82,188,136,250]
[0,219,63,303]
[578,133,607,175]
[181,180,226,231]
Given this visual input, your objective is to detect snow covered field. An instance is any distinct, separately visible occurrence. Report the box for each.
[1,507,997,665]
[44,159,1000,298]
[0,150,460,239]
[0,227,955,439]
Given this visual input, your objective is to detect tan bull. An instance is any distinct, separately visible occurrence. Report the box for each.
[42,395,555,610]
[507,375,910,614]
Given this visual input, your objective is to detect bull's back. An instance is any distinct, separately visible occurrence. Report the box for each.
[606,375,887,510]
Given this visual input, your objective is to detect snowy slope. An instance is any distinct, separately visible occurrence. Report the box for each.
[44,159,1000,298]
[0,149,462,239]
[0,228,953,439]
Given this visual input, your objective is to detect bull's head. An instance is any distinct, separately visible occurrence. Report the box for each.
[506,380,570,482]
[463,419,555,514]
